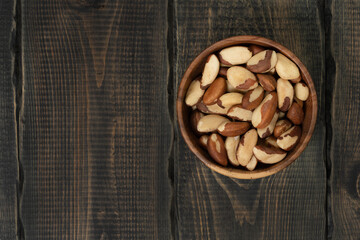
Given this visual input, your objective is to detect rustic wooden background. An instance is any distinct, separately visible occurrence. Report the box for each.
[0,0,359,239]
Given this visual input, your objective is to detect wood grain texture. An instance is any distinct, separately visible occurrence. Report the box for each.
[20,0,172,239]
[0,0,17,239]
[330,0,360,239]
[174,0,326,239]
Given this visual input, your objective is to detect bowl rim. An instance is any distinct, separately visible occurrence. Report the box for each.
[176,35,318,179]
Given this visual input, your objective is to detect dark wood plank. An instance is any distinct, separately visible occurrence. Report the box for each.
[174,0,327,239]
[20,0,172,239]
[329,0,360,238]
[0,0,17,239]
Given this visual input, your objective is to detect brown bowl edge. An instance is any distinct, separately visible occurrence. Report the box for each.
[176,35,318,179]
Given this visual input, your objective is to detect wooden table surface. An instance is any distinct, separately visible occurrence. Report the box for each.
[0,0,359,239]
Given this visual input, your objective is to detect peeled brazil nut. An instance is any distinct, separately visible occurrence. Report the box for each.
[275,53,300,80]
[217,121,250,137]
[225,136,240,166]
[264,136,280,148]
[190,110,204,136]
[248,44,265,55]
[219,67,228,78]
[253,144,287,164]
[241,86,265,110]
[251,92,278,128]
[246,50,277,73]
[277,78,294,111]
[227,66,258,91]
[227,104,253,121]
[201,54,220,89]
[294,82,309,101]
[217,92,243,109]
[286,102,304,125]
[218,46,252,66]
[207,133,228,166]
[196,101,230,115]
[273,119,292,138]
[257,111,279,138]
[197,114,230,133]
[246,155,258,171]
[207,103,231,115]
[199,135,209,149]
[203,77,226,105]
[257,73,277,91]
[226,80,240,93]
[277,125,302,151]
[185,79,205,106]
[236,129,258,166]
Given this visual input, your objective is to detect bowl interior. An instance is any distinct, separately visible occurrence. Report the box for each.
[176,36,317,179]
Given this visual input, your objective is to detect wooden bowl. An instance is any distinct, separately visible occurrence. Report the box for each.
[176,36,317,179]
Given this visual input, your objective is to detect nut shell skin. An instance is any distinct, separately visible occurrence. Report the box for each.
[286,102,304,125]
[251,92,278,128]
[247,50,277,73]
[248,44,265,55]
[227,66,258,91]
[227,104,253,122]
[257,74,277,91]
[253,144,287,164]
[203,77,227,105]
[257,111,279,138]
[207,133,228,166]
[273,119,292,138]
[217,122,251,137]
[277,126,302,151]
[242,86,265,110]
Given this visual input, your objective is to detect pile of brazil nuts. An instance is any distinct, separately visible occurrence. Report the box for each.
[185,45,309,170]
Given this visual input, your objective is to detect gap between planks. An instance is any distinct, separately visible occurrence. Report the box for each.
[12,0,25,238]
